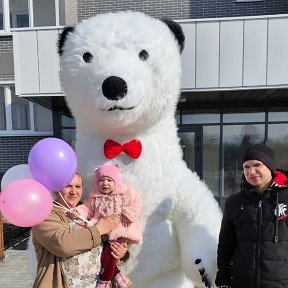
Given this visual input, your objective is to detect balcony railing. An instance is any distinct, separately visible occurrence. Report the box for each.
[12,14,288,97]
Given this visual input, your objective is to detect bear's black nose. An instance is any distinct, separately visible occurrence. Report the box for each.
[102,76,128,100]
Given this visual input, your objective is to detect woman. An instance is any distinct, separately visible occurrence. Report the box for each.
[32,172,128,288]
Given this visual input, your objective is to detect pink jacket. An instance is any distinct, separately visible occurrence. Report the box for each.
[77,184,143,244]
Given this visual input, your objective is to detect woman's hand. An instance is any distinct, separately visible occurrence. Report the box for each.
[95,214,120,235]
[66,209,80,220]
[110,241,128,260]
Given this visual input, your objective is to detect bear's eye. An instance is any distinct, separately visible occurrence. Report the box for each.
[139,50,149,61]
[83,52,93,63]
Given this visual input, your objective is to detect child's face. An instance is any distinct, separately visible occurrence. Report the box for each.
[97,176,115,194]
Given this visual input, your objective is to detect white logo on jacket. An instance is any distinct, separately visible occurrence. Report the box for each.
[275,203,288,220]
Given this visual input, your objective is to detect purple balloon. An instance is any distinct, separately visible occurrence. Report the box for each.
[0,179,53,227]
[28,138,77,191]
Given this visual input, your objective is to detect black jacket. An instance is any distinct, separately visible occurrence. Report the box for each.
[215,171,288,288]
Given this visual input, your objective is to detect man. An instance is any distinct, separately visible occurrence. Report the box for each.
[215,144,288,288]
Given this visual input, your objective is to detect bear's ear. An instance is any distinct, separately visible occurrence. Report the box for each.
[58,26,75,56]
[161,18,185,54]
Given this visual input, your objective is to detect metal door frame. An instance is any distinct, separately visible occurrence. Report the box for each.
[178,125,203,179]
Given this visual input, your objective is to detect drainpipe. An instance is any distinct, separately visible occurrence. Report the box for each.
[0,213,4,261]
[3,0,9,32]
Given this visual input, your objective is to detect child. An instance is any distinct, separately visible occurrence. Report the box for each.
[75,164,143,288]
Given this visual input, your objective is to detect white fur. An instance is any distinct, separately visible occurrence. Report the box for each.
[29,11,222,287]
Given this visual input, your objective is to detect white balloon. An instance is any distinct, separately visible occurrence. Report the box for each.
[1,164,33,190]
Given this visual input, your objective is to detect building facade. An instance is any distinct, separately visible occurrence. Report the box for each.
[1,0,288,207]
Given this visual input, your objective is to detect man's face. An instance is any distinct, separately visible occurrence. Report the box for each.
[55,174,83,208]
[243,160,272,192]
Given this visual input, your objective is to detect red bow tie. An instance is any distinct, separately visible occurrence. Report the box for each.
[104,139,142,159]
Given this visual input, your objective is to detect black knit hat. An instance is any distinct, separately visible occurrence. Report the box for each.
[242,144,276,172]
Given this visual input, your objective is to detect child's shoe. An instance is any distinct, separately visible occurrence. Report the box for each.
[114,272,132,287]
[96,279,111,288]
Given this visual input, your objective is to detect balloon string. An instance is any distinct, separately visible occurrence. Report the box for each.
[59,193,73,210]
[53,200,72,211]
[53,194,92,225]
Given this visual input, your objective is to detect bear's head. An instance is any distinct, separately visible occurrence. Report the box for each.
[58,11,184,137]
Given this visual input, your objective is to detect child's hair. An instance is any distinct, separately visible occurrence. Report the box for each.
[95,164,121,190]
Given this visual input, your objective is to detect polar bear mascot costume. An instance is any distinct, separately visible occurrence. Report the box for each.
[28,11,222,288]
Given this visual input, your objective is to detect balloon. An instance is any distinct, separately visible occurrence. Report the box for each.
[1,164,33,191]
[0,179,53,227]
[28,138,77,191]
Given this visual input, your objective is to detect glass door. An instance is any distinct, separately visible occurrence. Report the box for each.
[178,125,221,205]
[178,126,202,178]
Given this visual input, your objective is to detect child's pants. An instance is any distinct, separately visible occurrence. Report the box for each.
[99,242,120,281]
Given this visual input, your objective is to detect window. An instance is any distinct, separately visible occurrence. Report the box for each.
[182,110,220,124]
[178,105,288,209]
[0,0,62,32]
[11,88,30,130]
[0,85,53,135]
[223,124,265,196]
[203,126,220,197]
[236,0,263,2]
[0,0,3,30]
[14,13,29,28]
[0,14,3,30]
[33,102,53,132]
[33,0,56,27]
[9,0,29,28]
[0,87,6,129]
[61,115,76,148]
[267,123,288,171]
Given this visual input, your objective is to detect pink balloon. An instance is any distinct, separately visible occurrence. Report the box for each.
[28,137,77,191]
[0,179,53,227]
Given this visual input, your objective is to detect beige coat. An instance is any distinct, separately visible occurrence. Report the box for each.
[32,206,101,288]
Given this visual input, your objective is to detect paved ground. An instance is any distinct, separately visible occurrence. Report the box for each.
[0,234,34,288]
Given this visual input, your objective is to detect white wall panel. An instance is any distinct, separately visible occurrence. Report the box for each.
[219,20,243,87]
[243,19,267,86]
[196,22,219,88]
[13,31,39,95]
[180,23,196,89]
[37,30,61,93]
[13,15,288,97]
[267,18,288,85]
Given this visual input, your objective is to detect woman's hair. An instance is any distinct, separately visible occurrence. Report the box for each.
[75,171,83,183]
[54,172,83,201]
[58,172,83,191]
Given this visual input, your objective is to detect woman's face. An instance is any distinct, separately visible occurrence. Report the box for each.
[55,174,83,208]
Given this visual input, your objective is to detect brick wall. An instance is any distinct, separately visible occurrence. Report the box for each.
[0,37,14,80]
[0,75,14,82]
[0,136,46,175]
[65,0,78,25]
[0,36,13,52]
[77,0,288,20]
